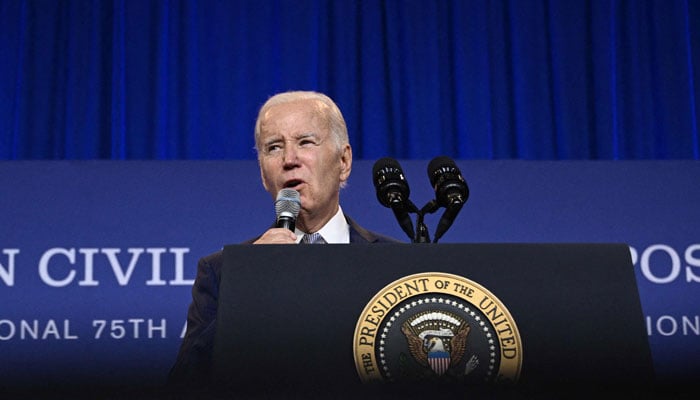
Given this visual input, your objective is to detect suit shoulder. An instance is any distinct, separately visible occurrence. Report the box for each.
[371,231,405,243]
[198,249,224,272]
[345,214,405,243]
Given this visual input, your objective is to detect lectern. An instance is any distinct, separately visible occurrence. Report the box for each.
[212,243,653,397]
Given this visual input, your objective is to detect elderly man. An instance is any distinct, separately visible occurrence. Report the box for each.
[168,91,400,384]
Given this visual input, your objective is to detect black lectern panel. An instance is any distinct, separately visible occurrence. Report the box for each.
[212,243,653,396]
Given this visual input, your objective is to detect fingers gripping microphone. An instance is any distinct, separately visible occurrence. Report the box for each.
[372,157,416,241]
[275,189,301,231]
[428,156,469,242]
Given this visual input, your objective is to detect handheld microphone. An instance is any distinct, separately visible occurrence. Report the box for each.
[275,188,301,231]
[427,156,469,242]
[372,157,416,241]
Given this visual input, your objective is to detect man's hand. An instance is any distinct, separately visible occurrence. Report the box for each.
[253,228,298,244]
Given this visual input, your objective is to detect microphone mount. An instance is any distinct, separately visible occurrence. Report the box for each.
[412,200,438,243]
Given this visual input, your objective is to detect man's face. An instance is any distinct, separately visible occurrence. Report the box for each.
[257,99,351,222]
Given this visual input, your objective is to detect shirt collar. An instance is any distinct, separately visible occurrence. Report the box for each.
[295,205,350,244]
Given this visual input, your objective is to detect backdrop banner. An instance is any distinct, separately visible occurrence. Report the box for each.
[0,160,698,389]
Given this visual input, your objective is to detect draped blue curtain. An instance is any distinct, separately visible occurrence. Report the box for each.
[1,0,699,160]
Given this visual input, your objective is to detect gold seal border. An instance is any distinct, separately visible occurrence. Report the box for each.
[353,272,522,383]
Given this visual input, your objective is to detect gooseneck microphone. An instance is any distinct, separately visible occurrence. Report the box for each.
[428,156,469,242]
[373,157,417,241]
[275,188,301,231]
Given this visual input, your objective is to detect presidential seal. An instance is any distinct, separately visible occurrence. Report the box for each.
[353,272,522,385]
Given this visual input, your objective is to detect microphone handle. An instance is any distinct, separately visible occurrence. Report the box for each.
[391,206,415,241]
[277,216,295,232]
[433,203,463,243]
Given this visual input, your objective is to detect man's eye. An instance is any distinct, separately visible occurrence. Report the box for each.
[266,144,282,153]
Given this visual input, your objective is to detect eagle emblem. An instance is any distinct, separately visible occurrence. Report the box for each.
[401,311,471,376]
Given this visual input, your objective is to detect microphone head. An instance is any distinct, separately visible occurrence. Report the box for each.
[275,188,301,220]
[427,156,469,208]
[372,157,410,208]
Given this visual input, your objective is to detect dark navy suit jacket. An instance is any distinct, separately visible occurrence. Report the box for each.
[167,215,400,385]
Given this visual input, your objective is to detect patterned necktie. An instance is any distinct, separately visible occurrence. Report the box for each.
[301,232,326,244]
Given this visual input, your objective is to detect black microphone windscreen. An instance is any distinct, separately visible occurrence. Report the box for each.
[372,157,410,208]
[372,157,416,241]
[372,157,403,179]
[427,156,469,208]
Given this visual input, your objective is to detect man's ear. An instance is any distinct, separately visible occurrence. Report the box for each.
[260,163,270,192]
[339,144,352,183]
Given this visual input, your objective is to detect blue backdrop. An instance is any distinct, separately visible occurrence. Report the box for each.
[1,0,699,394]
[1,160,698,390]
[1,0,699,160]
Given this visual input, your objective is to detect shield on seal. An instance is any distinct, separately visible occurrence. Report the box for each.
[427,350,450,375]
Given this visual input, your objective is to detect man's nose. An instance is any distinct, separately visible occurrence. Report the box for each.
[283,146,298,165]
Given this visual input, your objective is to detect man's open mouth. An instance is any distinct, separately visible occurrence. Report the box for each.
[284,180,302,188]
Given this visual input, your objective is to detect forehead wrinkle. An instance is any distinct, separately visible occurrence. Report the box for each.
[257,99,330,149]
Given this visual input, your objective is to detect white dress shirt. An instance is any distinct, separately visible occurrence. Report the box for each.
[295,205,350,244]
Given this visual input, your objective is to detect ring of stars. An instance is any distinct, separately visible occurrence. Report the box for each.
[377,296,498,381]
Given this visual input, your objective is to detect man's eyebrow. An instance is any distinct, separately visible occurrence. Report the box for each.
[263,132,319,146]
[263,136,283,146]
